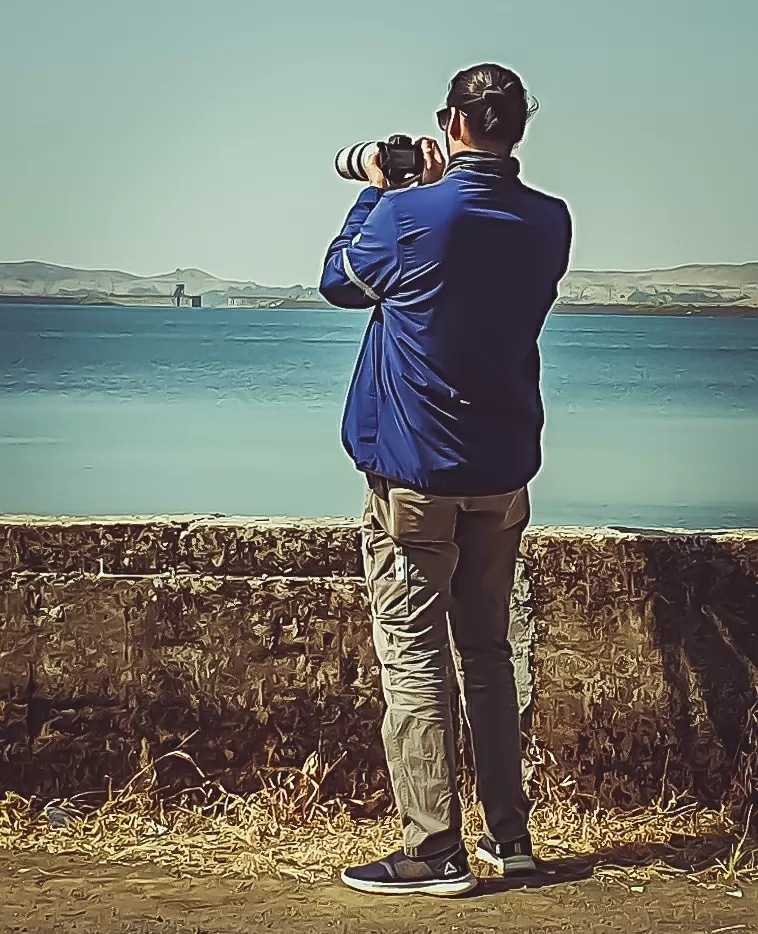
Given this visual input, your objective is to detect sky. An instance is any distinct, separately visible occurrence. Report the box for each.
[1,0,756,286]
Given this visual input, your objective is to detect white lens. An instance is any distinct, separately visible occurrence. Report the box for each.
[335,142,379,181]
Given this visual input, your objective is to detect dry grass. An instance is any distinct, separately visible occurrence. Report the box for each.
[1,737,756,889]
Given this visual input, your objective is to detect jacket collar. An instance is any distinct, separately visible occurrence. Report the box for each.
[444,150,520,180]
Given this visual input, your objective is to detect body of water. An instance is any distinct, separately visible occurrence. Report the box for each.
[1,305,757,528]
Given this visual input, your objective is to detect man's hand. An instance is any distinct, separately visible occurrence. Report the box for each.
[366,138,446,190]
[417,137,446,185]
[366,151,392,190]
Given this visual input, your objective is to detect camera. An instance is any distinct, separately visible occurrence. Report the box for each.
[335,135,424,185]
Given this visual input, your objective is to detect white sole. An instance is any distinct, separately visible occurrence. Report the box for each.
[475,847,536,875]
[341,870,478,897]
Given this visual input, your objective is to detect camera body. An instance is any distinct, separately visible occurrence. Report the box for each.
[335,135,424,185]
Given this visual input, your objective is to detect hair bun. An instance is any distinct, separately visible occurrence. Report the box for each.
[446,65,532,146]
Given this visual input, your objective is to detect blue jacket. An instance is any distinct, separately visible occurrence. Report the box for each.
[320,153,572,497]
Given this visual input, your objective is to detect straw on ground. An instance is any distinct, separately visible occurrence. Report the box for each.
[1,742,755,888]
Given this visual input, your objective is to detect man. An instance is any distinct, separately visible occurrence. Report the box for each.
[319,62,572,897]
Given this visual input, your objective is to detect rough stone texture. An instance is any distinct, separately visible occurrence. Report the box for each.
[0,517,361,577]
[1,518,757,809]
[0,572,382,799]
[525,529,758,808]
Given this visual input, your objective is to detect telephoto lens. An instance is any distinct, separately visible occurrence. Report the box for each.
[335,136,424,184]
[334,142,380,182]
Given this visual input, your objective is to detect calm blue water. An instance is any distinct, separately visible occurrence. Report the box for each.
[1,305,757,528]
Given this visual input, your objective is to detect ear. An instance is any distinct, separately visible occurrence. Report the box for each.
[448,107,465,142]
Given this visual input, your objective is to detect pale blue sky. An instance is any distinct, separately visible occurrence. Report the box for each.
[1,0,756,285]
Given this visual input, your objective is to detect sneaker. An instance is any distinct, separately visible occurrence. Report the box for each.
[475,835,536,875]
[341,846,478,897]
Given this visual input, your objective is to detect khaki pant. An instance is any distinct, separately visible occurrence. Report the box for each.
[362,474,531,857]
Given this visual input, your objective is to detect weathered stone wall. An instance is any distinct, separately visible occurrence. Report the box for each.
[1,518,757,808]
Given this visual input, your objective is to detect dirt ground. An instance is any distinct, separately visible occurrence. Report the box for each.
[0,851,755,934]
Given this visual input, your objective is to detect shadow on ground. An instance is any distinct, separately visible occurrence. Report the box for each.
[472,831,742,896]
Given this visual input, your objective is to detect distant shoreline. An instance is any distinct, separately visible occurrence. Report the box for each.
[555,303,758,318]
[1,294,758,317]
[3,259,757,314]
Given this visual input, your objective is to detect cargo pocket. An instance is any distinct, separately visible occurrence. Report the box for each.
[367,529,410,621]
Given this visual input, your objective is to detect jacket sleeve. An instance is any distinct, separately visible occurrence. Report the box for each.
[319,187,402,309]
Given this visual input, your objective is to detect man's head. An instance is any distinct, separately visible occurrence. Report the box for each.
[437,63,537,158]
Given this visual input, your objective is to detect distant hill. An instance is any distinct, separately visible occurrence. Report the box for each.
[0,261,323,306]
[562,263,758,306]
[1,260,757,309]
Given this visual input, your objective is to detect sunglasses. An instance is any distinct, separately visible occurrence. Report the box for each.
[436,106,468,132]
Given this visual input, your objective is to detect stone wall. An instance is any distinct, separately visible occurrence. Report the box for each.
[1,518,757,809]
